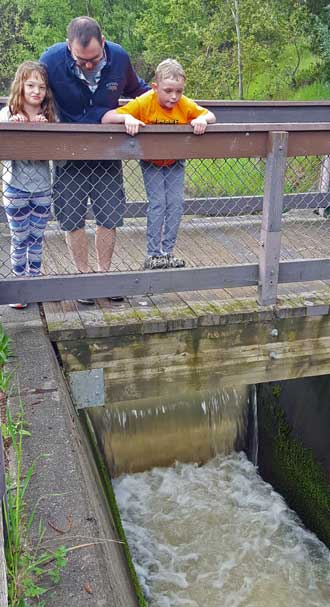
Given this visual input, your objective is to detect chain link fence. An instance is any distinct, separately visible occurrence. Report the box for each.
[281,155,330,260]
[0,153,330,281]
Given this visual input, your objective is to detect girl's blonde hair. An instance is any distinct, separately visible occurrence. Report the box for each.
[8,61,56,122]
[155,59,186,83]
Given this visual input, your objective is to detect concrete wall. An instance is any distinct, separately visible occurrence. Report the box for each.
[257,376,330,546]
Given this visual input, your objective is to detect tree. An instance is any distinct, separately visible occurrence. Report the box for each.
[0,0,31,93]
[227,0,243,98]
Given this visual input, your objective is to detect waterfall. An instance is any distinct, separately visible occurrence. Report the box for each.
[87,385,249,476]
[249,384,259,466]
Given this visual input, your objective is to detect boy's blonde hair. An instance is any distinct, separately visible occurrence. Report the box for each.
[155,59,186,83]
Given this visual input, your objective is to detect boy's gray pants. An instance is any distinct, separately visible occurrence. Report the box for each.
[140,160,185,257]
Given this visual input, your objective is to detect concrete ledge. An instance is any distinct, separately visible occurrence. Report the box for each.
[0,303,138,607]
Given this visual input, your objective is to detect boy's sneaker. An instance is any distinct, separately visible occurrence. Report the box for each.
[164,254,186,268]
[315,207,330,218]
[144,256,168,270]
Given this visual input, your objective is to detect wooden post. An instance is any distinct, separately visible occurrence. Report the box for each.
[258,131,288,306]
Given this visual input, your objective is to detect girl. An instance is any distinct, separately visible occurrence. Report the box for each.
[0,60,56,309]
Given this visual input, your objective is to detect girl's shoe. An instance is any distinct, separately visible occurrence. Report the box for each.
[77,298,95,305]
[8,303,28,309]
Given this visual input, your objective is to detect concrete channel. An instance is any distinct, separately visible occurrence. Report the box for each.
[0,303,139,607]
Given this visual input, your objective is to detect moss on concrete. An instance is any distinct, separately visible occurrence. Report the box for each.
[81,411,148,607]
[258,382,330,547]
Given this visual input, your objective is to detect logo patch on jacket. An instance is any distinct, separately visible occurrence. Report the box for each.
[106,81,119,91]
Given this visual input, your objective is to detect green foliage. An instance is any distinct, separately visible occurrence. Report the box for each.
[134,0,315,98]
[0,0,32,93]
[101,0,149,75]
[313,5,330,80]
[0,0,328,99]
[3,402,68,606]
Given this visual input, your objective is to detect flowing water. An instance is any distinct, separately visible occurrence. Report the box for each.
[114,452,330,606]
[88,386,249,475]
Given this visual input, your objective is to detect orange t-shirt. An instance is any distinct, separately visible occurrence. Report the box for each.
[116,90,208,166]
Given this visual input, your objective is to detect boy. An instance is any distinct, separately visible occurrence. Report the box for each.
[107,59,216,269]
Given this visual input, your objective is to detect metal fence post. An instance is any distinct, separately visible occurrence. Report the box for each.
[258,131,288,306]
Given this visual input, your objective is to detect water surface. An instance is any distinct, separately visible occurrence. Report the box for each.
[114,452,330,607]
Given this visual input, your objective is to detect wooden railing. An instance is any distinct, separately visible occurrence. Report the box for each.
[1,122,330,307]
[3,97,330,122]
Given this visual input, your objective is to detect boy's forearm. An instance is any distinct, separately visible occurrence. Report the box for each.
[205,111,216,124]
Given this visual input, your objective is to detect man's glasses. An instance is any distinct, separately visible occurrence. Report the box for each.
[70,47,104,68]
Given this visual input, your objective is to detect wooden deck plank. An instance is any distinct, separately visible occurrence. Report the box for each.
[93,297,143,337]
[176,289,236,326]
[43,299,85,340]
[128,295,167,333]
[149,292,199,331]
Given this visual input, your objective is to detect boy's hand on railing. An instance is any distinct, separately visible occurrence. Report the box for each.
[124,115,145,136]
[190,116,208,135]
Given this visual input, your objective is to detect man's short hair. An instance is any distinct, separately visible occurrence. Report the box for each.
[155,59,186,83]
[67,16,102,46]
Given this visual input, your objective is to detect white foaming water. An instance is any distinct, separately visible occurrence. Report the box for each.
[114,452,330,607]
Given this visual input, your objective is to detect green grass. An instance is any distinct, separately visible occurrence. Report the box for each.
[246,45,324,101]
[284,156,321,193]
[0,325,12,393]
[0,325,68,606]
[286,81,330,101]
[3,404,68,607]
[123,155,322,206]
[185,158,265,197]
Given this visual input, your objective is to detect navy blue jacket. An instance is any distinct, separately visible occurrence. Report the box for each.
[40,41,149,123]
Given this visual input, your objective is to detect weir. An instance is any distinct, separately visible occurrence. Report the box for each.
[87,386,248,476]
[48,288,330,471]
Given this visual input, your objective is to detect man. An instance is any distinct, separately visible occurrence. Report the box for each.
[40,16,149,303]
